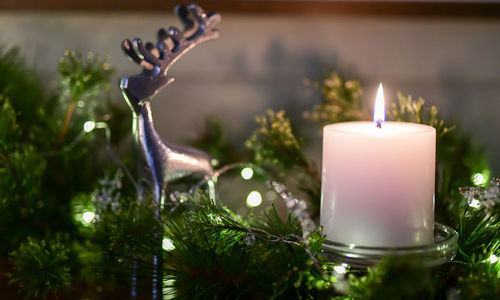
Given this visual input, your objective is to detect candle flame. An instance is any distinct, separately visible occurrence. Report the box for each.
[373,83,385,127]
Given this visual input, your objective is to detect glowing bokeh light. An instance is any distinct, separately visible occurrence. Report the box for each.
[82,211,95,224]
[83,121,96,133]
[489,254,499,264]
[162,238,175,251]
[246,191,262,208]
[333,265,346,274]
[265,190,277,201]
[472,173,487,186]
[211,158,219,167]
[468,199,481,208]
[241,167,254,180]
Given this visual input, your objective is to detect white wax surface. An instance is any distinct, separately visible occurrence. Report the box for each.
[320,121,436,247]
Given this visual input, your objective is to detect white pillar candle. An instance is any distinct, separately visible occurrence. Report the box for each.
[320,85,435,247]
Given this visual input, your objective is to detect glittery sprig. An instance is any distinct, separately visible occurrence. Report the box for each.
[93,169,123,217]
[268,181,316,237]
[459,177,500,213]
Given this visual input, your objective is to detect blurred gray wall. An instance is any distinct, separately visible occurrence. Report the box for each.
[1,12,499,175]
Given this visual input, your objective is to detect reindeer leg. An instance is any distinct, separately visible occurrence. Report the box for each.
[152,182,163,300]
[207,177,216,204]
[131,260,138,299]
[152,253,162,300]
[131,181,146,299]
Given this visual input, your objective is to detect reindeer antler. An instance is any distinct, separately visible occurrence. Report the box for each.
[120,3,220,101]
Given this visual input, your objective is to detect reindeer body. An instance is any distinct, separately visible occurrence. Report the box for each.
[121,87,213,205]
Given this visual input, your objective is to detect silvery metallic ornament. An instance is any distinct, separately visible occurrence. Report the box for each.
[118,4,220,299]
[120,3,220,207]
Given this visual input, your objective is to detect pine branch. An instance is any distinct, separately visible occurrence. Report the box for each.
[457,178,500,262]
[303,72,368,125]
[101,191,338,299]
[56,50,113,145]
[389,92,455,137]
[246,109,322,216]
[7,237,71,299]
[246,109,308,170]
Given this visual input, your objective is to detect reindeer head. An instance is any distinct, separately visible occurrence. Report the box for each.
[119,3,220,112]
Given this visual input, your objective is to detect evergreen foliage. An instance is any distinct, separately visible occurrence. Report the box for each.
[158,194,334,299]
[389,92,454,137]
[347,257,435,299]
[7,237,71,298]
[247,109,306,171]
[242,71,499,298]
[0,47,499,299]
[0,47,130,298]
[246,110,321,216]
[303,73,366,124]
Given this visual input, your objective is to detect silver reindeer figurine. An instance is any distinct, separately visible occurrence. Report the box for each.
[120,4,220,206]
[119,3,220,299]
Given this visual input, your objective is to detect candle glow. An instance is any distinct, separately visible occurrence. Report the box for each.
[373,83,385,127]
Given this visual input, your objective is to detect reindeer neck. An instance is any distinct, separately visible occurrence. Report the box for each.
[132,101,162,144]
[138,101,153,121]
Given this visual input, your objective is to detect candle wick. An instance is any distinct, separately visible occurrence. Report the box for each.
[376,120,383,128]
